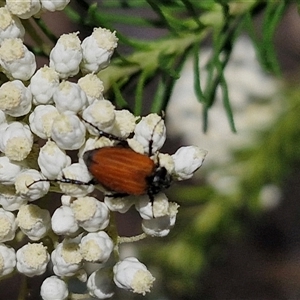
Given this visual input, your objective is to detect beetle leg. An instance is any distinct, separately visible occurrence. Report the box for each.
[105,192,129,198]
[148,113,165,157]
[80,117,126,143]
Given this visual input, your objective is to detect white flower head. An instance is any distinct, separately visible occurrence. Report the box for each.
[16,243,50,277]
[51,205,79,236]
[53,80,88,114]
[78,73,104,105]
[0,7,25,42]
[51,113,86,150]
[0,121,33,161]
[41,0,70,12]
[15,169,50,201]
[157,153,175,174]
[80,231,113,263]
[29,105,60,139]
[142,202,179,237]
[17,204,51,241]
[104,195,136,214]
[0,80,32,117]
[134,113,166,154]
[40,276,69,300]
[50,32,82,78]
[6,0,41,19]
[87,268,115,299]
[0,244,16,277]
[172,146,208,180]
[136,193,170,219]
[58,163,94,197]
[111,109,137,139]
[0,110,6,125]
[0,155,23,185]
[82,99,115,135]
[127,138,145,154]
[113,257,155,295]
[71,196,110,231]
[0,38,36,80]
[29,66,59,105]
[51,239,83,277]
[38,140,71,180]
[0,189,27,211]
[81,27,118,74]
[0,208,17,243]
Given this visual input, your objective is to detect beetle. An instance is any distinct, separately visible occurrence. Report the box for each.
[80,115,171,202]
[27,115,172,204]
[83,145,171,201]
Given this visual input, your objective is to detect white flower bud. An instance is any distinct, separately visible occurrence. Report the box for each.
[157,153,174,174]
[111,110,137,138]
[58,163,94,197]
[41,0,70,12]
[104,195,135,214]
[0,80,32,117]
[29,66,59,105]
[6,0,41,19]
[87,268,114,299]
[0,7,25,43]
[80,231,113,263]
[82,99,115,135]
[50,32,82,78]
[17,204,51,241]
[40,276,69,300]
[113,257,155,295]
[51,206,79,236]
[0,208,17,242]
[29,105,59,139]
[78,73,104,105]
[38,140,71,179]
[53,81,88,114]
[16,243,50,277]
[15,169,50,201]
[127,138,144,154]
[51,239,83,277]
[51,113,86,150]
[142,202,179,237]
[71,196,109,231]
[0,121,33,161]
[0,244,16,277]
[0,155,23,185]
[60,195,74,206]
[136,193,170,219]
[81,27,118,74]
[134,113,166,154]
[172,146,208,180]
[0,190,27,211]
[0,38,36,80]
[0,110,6,124]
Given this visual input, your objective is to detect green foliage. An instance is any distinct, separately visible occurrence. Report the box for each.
[62,0,289,129]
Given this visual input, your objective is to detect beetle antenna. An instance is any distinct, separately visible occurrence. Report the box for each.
[26,175,94,188]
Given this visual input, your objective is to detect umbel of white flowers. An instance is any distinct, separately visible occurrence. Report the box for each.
[0,1,207,299]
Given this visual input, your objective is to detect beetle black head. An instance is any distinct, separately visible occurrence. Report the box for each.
[147,166,172,197]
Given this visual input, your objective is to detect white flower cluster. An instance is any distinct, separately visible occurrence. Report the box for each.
[0,2,207,299]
